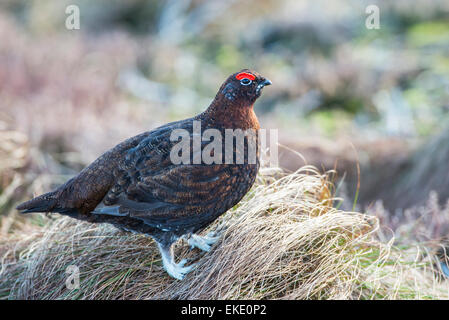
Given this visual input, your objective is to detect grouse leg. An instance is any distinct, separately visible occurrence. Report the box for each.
[187,233,220,252]
[157,242,195,280]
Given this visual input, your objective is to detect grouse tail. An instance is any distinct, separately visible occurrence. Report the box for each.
[16,191,59,214]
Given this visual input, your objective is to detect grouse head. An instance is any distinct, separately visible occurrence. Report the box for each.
[216,69,272,107]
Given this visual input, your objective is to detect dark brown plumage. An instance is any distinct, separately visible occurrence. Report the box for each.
[17,69,271,279]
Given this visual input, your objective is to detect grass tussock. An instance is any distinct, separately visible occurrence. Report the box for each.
[1,167,448,300]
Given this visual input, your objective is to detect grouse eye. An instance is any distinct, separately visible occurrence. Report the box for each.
[240,78,252,86]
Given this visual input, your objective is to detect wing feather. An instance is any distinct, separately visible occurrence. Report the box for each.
[96,121,247,231]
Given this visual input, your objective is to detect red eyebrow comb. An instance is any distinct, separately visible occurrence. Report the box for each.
[235,72,255,81]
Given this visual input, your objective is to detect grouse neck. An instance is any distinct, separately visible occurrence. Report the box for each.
[200,101,260,131]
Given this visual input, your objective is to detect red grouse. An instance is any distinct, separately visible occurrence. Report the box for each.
[17,69,271,280]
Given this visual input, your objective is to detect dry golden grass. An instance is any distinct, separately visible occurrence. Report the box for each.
[1,166,448,300]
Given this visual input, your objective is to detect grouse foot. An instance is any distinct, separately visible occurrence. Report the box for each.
[157,243,196,280]
[187,233,220,252]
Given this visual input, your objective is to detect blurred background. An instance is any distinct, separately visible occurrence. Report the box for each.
[1,0,449,242]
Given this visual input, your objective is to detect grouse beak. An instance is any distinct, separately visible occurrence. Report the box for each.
[256,78,272,95]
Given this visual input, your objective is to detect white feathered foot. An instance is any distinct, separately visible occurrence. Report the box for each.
[187,232,220,252]
[157,242,196,280]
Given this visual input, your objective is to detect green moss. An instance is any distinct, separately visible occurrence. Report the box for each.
[407,21,449,47]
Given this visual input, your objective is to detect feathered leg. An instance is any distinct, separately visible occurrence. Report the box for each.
[157,242,195,280]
